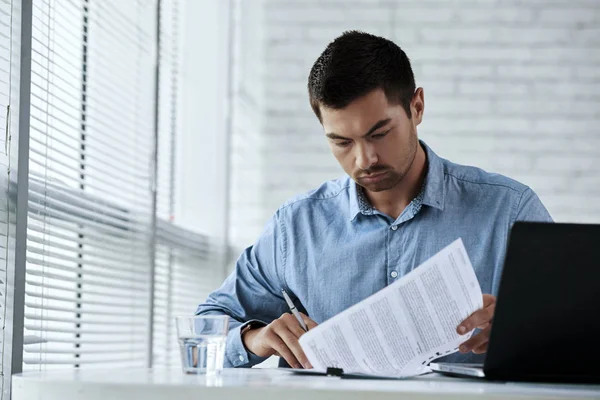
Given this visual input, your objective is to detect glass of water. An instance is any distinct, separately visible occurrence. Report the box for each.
[176,315,229,375]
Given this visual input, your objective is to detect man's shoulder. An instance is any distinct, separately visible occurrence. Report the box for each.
[278,175,352,213]
[434,153,551,222]
[441,157,530,196]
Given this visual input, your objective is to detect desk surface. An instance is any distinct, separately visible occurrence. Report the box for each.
[12,367,600,400]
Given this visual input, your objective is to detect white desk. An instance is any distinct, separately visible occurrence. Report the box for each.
[12,367,600,400]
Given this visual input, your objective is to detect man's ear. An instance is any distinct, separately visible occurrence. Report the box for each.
[411,87,425,125]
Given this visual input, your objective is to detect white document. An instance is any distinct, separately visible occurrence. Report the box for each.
[298,238,483,378]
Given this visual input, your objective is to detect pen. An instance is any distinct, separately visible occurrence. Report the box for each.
[281,289,309,332]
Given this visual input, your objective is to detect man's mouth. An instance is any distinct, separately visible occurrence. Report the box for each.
[358,171,388,183]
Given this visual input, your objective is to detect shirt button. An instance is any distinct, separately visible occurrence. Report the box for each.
[390,271,398,278]
[239,355,244,362]
[391,225,398,231]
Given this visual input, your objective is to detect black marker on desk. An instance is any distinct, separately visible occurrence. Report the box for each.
[281,289,309,332]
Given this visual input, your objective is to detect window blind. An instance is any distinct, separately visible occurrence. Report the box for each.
[20,0,227,372]
[23,0,157,369]
[152,0,179,366]
[152,222,224,366]
[0,0,13,390]
[151,0,227,367]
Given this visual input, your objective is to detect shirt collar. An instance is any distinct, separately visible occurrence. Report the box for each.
[348,140,445,221]
[348,179,363,221]
[420,140,446,211]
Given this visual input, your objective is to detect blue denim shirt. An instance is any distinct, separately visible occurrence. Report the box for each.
[197,141,553,368]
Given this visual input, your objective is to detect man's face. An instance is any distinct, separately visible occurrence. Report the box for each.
[320,88,423,193]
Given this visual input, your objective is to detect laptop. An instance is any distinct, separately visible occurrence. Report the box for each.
[430,222,600,383]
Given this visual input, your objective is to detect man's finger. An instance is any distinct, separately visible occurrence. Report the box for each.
[457,303,495,334]
[459,327,491,353]
[277,326,312,369]
[477,322,491,331]
[280,313,306,338]
[268,332,302,369]
[299,312,319,330]
[482,294,495,307]
[287,319,308,338]
[472,342,489,355]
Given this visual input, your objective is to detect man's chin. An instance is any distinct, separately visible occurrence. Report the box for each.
[363,185,393,193]
[357,179,397,193]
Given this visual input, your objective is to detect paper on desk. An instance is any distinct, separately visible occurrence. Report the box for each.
[299,238,483,378]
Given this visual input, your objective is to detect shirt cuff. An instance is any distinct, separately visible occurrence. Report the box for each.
[225,319,269,368]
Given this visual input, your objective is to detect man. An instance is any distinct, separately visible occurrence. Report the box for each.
[197,31,552,369]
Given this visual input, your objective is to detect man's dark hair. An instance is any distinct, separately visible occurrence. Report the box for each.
[308,31,416,122]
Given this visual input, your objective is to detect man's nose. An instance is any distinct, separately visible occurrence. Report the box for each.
[355,144,378,171]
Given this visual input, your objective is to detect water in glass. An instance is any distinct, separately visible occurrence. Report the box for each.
[178,334,227,375]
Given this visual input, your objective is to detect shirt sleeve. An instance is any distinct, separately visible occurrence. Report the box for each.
[514,188,553,223]
[195,210,289,368]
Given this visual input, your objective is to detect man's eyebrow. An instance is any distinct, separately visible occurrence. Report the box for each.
[325,118,392,140]
[325,132,348,140]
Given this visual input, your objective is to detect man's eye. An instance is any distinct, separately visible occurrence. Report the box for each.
[372,130,390,139]
[336,141,351,147]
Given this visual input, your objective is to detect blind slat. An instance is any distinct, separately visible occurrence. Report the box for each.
[33,6,156,85]
[23,356,145,365]
[28,89,155,163]
[93,2,153,42]
[29,61,155,134]
[28,125,152,178]
[27,217,150,254]
[30,28,82,70]
[26,246,149,276]
[23,336,147,345]
[155,244,207,259]
[28,198,145,236]
[24,346,147,355]
[28,178,148,224]
[28,157,153,206]
[25,290,147,309]
[29,143,151,191]
[28,201,150,240]
[30,21,155,106]
[25,279,148,301]
[34,0,81,23]
[24,324,147,335]
[26,235,150,265]
[24,313,147,325]
[25,302,150,318]
[25,265,149,292]
[31,76,155,137]
[27,233,146,260]
[28,189,147,232]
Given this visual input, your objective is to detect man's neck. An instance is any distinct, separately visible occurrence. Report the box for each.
[363,144,427,220]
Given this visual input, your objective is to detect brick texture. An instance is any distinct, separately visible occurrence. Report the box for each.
[229,0,600,253]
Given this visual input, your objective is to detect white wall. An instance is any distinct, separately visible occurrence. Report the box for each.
[229,0,267,255]
[178,0,231,274]
[229,0,600,253]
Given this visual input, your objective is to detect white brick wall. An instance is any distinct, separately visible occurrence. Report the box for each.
[229,0,267,248]
[229,0,600,252]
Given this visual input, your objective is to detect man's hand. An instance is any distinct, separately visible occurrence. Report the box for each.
[457,294,496,354]
[242,312,318,369]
